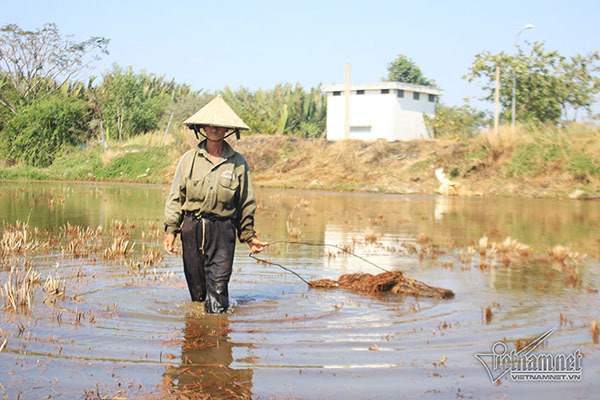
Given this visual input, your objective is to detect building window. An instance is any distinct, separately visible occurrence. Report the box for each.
[350,126,371,135]
[397,90,404,98]
[357,90,365,95]
[428,94,435,102]
[333,91,341,96]
[381,89,389,94]
[413,92,420,100]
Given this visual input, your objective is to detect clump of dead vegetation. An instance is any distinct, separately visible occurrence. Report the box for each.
[548,245,587,267]
[0,266,41,312]
[43,272,66,305]
[460,235,532,269]
[1,221,42,257]
[309,271,454,299]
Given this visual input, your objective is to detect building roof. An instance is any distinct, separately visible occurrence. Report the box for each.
[321,81,443,96]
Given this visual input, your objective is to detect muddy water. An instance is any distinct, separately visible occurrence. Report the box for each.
[0,181,599,399]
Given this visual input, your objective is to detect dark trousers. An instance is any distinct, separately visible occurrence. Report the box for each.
[180,214,236,313]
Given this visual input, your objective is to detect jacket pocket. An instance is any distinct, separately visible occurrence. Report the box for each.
[218,168,239,206]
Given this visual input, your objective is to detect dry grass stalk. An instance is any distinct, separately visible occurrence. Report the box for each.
[43,273,66,305]
[476,125,524,161]
[111,219,135,236]
[286,221,301,240]
[593,321,599,344]
[63,237,86,258]
[0,266,41,312]
[142,248,163,267]
[1,221,39,256]
[153,268,174,282]
[104,238,133,260]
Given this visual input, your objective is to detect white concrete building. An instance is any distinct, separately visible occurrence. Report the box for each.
[321,82,443,141]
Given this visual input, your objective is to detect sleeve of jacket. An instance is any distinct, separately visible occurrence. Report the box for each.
[164,156,186,236]
[236,158,257,243]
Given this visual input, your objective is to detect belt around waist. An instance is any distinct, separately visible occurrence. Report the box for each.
[184,211,231,221]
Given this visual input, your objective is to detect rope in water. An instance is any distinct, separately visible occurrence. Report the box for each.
[248,240,391,286]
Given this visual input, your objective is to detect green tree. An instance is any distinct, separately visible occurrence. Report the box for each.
[221,83,326,137]
[383,53,435,86]
[1,95,90,167]
[0,23,108,115]
[556,53,600,120]
[465,42,600,124]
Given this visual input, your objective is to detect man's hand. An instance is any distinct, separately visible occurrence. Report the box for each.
[248,237,267,254]
[163,233,179,255]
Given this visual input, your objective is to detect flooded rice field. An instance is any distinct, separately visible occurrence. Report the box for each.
[0,181,599,399]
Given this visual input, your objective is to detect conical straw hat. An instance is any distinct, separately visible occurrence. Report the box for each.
[183,95,250,130]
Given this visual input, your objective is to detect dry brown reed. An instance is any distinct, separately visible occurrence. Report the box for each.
[43,273,66,305]
[286,221,301,240]
[104,238,133,260]
[63,237,86,258]
[472,235,532,268]
[0,266,41,312]
[111,219,135,236]
[1,221,40,257]
[142,248,163,266]
[59,222,103,240]
[548,245,587,266]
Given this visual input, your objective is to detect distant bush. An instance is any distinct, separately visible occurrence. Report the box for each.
[1,95,90,167]
[425,103,488,139]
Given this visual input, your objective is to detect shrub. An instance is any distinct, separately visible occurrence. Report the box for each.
[1,96,90,167]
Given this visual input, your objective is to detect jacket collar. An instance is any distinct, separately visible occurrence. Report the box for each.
[197,139,234,163]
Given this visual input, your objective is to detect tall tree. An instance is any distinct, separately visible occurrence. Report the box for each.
[383,53,435,86]
[465,42,600,123]
[0,23,108,114]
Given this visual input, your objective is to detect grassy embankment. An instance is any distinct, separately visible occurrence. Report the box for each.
[1,124,599,198]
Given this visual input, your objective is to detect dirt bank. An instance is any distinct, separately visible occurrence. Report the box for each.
[3,126,599,199]
[229,132,599,198]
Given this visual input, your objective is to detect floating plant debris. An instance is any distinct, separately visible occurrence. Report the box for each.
[309,271,454,299]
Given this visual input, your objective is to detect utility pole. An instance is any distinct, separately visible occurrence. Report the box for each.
[344,62,350,140]
[161,112,174,146]
[494,66,500,135]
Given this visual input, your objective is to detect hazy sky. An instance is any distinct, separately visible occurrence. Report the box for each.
[3,0,599,115]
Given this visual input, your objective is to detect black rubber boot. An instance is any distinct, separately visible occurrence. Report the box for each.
[205,281,230,313]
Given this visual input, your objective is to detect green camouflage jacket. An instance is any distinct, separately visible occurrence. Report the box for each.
[164,140,256,243]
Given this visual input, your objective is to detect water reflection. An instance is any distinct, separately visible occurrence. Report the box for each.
[163,313,253,399]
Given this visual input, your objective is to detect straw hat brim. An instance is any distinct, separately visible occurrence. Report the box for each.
[183,95,250,130]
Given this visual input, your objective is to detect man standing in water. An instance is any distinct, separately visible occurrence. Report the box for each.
[163,96,266,313]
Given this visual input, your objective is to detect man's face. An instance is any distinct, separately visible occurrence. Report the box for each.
[204,125,228,140]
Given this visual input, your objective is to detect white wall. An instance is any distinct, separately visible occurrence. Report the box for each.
[326,89,436,141]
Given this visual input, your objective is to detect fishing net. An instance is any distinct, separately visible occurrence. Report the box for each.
[309,271,454,299]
